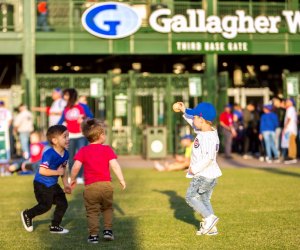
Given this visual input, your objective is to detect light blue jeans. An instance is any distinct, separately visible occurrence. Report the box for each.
[262,131,279,159]
[186,176,217,218]
[19,132,30,159]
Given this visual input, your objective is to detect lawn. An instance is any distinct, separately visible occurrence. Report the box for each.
[1,167,300,250]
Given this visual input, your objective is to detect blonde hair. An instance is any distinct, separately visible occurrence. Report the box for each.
[81,118,104,143]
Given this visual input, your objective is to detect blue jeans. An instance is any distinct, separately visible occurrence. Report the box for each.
[68,136,88,177]
[262,131,279,159]
[19,132,30,159]
[186,176,217,218]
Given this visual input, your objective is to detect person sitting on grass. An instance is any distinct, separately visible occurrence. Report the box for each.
[173,101,222,236]
[9,131,49,174]
[70,118,126,244]
[154,134,193,171]
[21,125,71,234]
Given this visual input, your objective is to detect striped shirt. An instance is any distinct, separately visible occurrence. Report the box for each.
[183,114,222,179]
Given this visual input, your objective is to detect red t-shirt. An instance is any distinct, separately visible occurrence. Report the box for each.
[63,104,85,133]
[220,111,234,127]
[30,143,45,163]
[74,144,117,185]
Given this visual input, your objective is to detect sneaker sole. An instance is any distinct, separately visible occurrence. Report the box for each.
[202,217,219,235]
[50,231,69,234]
[87,240,99,244]
[103,236,114,241]
[20,211,33,232]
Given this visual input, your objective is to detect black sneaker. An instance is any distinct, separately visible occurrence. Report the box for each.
[21,210,33,232]
[49,225,69,234]
[103,230,114,240]
[87,235,99,244]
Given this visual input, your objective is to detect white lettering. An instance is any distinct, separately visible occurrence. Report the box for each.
[149,9,298,39]
[254,16,270,33]
[149,9,172,33]
[222,15,238,39]
[236,10,256,33]
[282,10,300,33]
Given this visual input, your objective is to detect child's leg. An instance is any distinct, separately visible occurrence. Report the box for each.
[26,182,54,219]
[84,183,102,236]
[100,183,114,230]
[52,184,68,226]
[185,177,216,218]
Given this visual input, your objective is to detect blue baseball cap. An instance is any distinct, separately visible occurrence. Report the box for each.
[263,104,273,111]
[288,97,296,106]
[181,134,194,141]
[185,102,217,122]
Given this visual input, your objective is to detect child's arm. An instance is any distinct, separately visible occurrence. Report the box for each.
[70,160,83,189]
[39,165,64,176]
[109,159,126,190]
[61,167,71,194]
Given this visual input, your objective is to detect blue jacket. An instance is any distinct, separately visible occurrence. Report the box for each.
[259,112,279,133]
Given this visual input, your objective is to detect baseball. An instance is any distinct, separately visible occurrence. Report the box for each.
[172,102,181,112]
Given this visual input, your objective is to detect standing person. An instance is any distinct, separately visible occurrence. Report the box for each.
[259,105,280,163]
[21,125,71,233]
[58,88,87,184]
[282,98,298,164]
[0,100,13,160]
[173,101,221,236]
[32,88,67,126]
[78,95,94,118]
[37,1,50,31]
[272,97,286,155]
[13,104,34,159]
[232,103,244,154]
[219,104,236,159]
[70,118,126,244]
[242,102,256,159]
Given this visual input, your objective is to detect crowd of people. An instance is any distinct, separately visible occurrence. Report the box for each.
[0,88,94,180]
[219,97,299,164]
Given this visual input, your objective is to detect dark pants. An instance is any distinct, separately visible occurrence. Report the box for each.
[26,181,68,226]
[221,127,232,157]
[68,137,88,178]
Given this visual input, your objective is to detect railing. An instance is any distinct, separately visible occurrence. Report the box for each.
[0,1,293,33]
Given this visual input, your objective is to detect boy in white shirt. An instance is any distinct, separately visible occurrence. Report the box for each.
[174,101,222,236]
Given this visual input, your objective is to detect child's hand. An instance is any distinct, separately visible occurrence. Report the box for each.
[70,179,77,190]
[57,166,65,176]
[64,185,72,194]
[120,180,126,190]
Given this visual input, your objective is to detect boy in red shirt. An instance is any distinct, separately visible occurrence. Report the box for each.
[70,118,126,244]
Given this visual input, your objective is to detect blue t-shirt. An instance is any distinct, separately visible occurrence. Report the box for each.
[34,147,69,187]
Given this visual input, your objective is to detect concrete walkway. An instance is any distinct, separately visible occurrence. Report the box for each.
[118,154,300,169]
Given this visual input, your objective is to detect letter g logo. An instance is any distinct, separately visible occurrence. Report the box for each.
[82,2,142,39]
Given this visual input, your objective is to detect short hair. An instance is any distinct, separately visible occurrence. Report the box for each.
[81,118,104,143]
[46,125,67,145]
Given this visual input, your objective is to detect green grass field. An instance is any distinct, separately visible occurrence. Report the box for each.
[1,167,300,250]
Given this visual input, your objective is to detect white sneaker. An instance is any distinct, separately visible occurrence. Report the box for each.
[259,156,265,162]
[284,159,297,164]
[201,215,219,235]
[196,222,218,236]
[154,161,165,171]
[243,154,253,160]
[76,177,84,184]
[266,158,272,164]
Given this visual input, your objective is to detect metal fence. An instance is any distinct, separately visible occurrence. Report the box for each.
[36,72,206,155]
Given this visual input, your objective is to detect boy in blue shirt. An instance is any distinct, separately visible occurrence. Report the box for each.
[21,125,71,233]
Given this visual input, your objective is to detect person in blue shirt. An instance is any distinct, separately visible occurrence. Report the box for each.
[259,104,280,163]
[21,125,71,234]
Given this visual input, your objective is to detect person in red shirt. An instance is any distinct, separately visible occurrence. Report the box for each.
[219,104,237,158]
[70,118,126,244]
[58,88,87,184]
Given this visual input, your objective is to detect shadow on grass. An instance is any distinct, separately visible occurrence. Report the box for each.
[154,190,199,228]
[223,157,300,178]
[36,188,138,249]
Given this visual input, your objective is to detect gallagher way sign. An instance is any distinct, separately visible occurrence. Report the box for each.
[82,3,300,39]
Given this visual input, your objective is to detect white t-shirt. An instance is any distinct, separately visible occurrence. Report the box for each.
[0,107,12,129]
[14,110,34,133]
[49,98,66,126]
[183,115,222,179]
[284,106,298,135]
